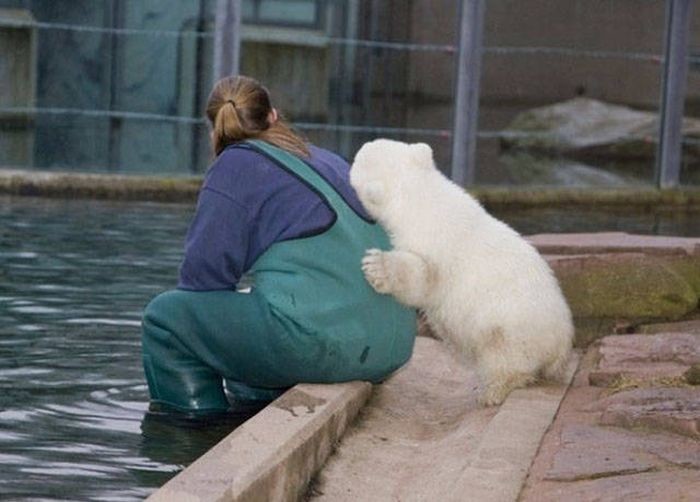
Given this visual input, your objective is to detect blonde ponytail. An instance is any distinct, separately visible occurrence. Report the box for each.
[206,76,309,158]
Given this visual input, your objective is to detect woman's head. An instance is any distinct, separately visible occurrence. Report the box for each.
[206,75,309,158]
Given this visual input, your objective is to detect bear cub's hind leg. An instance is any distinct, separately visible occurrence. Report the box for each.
[362,249,435,308]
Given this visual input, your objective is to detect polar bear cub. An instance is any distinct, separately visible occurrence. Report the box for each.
[350,139,574,406]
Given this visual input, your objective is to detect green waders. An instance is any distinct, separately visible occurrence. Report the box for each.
[141,140,417,414]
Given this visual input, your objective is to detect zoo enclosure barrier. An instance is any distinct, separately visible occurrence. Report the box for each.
[0,0,697,187]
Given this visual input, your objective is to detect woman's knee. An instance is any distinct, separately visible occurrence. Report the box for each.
[143,290,189,327]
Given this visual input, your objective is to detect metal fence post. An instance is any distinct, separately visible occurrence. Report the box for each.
[655,0,693,189]
[450,0,485,186]
[213,0,242,80]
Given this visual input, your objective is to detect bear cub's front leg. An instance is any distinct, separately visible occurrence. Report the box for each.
[362,249,434,308]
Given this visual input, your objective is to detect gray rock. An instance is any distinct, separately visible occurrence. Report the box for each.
[588,333,700,387]
[497,153,646,186]
[501,97,700,163]
[596,387,700,438]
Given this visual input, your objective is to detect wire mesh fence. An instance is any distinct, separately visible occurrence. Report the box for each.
[0,0,697,187]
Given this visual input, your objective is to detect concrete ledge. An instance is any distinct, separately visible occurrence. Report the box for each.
[3,168,700,208]
[472,186,700,211]
[147,381,372,502]
[441,353,580,502]
[0,169,201,202]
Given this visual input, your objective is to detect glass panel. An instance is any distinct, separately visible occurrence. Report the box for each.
[477,0,666,187]
[257,0,318,25]
[263,0,458,168]
[0,0,215,173]
[682,5,700,186]
[243,0,255,19]
[0,0,459,174]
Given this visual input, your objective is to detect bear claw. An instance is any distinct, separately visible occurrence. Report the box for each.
[362,249,392,294]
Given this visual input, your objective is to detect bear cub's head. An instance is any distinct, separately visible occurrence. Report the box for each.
[350,139,434,221]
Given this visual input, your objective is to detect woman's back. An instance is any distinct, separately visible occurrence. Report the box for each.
[178,143,371,291]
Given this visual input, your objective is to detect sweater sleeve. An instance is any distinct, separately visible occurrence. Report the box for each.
[177,187,250,291]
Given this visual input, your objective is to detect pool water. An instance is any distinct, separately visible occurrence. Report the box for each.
[0,195,698,500]
[0,196,225,501]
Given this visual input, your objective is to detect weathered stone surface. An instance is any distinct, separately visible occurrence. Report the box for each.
[637,318,700,335]
[544,425,657,481]
[545,424,700,480]
[594,387,700,438]
[527,471,700,502]
[147,381,372,502]
[536,233,700,307]
[685,364,700,385]
[501,97,700,163]
[530,232,700,257]
[533,233,700,345]
[521,324,700,502]
[309,339,577,502]
[547,253,698,322]
[310,338,494,502]
[588,333,700,387]
[566,317,634,348]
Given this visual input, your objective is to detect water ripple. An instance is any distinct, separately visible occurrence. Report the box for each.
[0,196,212,501]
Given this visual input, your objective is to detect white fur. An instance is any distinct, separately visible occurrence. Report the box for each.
[351,139,574,406]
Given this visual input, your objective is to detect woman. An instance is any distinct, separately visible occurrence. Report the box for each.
[141,76,416,419]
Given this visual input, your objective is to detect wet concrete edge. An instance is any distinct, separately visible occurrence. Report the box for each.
[146,381,372,502]
[3,168,700,209]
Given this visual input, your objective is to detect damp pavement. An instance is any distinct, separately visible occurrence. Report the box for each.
[520,319,700,502]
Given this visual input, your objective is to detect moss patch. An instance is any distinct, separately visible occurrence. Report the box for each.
[664,256,700,297]
[684,364,700,385]
[554,255,698,320]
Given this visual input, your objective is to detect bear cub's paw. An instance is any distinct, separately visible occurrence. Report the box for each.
[361,249,394,294]
[478,385,510,407]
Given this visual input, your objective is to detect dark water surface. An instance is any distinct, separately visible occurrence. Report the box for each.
[0,195,698,501]
[0,196,234,501]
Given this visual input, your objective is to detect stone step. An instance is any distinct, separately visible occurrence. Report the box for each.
[588,332,700,387]
[521,327,700,501]
[528,231,700,256]
[309,338,578,502]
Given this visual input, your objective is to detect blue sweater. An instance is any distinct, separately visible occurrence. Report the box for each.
[178,143,370,290]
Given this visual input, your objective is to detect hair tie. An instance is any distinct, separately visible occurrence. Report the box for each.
[226,99,236,108]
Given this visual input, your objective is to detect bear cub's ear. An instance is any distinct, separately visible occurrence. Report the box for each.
[409,143,434,168]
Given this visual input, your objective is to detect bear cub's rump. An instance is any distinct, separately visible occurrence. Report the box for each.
[350,139,574,406]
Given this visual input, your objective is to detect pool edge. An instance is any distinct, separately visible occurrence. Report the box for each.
[146,381,372,502]
[3,168,700,209]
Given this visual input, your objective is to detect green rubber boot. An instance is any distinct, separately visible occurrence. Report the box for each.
[142,291,231,415]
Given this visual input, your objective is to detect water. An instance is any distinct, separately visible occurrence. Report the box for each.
[0,195,698,501]
[0,196,235,501]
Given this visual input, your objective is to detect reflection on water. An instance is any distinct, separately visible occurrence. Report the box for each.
[0,196,236,501]
[0,195,698,500]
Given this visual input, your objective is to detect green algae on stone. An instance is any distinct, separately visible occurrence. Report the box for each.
[684,364,700,385]
[553,254,698,321]
[664,257,700,298]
